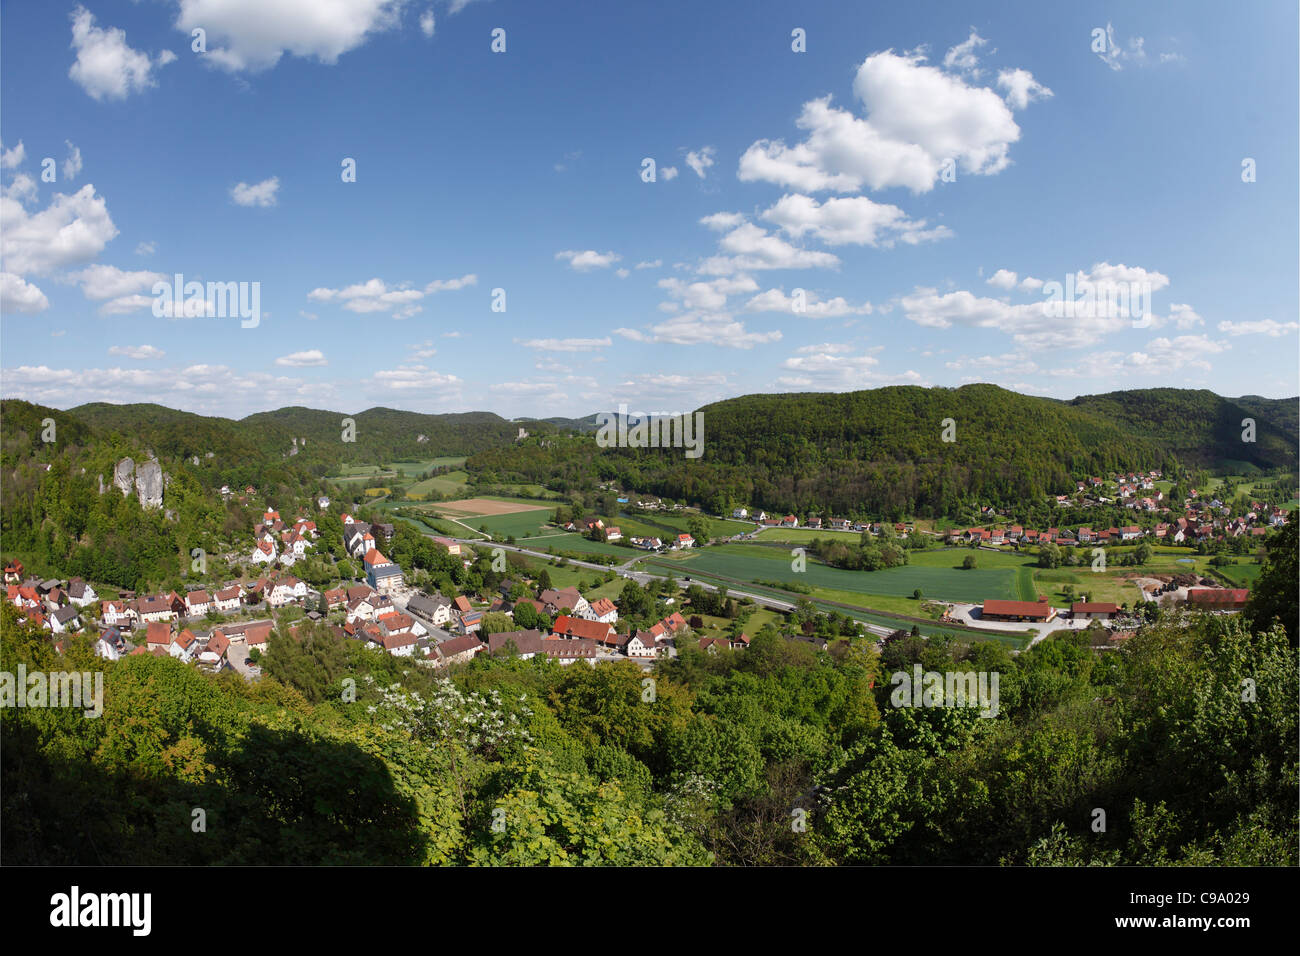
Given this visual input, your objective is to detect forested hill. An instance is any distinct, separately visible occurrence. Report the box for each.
[60,403,548,473]
[1067,388,1297,470]
[469,384,1298,518]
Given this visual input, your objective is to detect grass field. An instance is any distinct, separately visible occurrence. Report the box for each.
[661,543,1022,604]
[753,527,863,544]
[407,470,470,498]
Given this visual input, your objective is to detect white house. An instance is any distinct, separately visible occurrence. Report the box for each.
[170,629,198,662]
[184,589,212,616]
[627,630,658,658]
[101,600,138,629]
[251,540,276,564]
[269,577,307,607]
[732,507,748,519]
[67,580,98,607]
[212,585,242,612]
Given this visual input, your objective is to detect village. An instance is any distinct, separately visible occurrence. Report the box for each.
[3,466,1288,670]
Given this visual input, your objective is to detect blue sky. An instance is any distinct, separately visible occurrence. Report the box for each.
[1,0,1296,419]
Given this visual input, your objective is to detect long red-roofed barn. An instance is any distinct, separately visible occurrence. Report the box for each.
[980,599,1057,623]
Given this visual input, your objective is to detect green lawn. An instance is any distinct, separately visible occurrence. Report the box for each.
[754,527,862,544]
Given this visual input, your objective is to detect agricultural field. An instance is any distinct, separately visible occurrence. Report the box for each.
[660,543,1022,605]
[753,527,863,544]
[392,456,466,476]
[407,470,470,498]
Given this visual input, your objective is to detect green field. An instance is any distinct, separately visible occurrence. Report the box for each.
[661,543,1021,604]
[753,527,863,544]
[407,469,470,498]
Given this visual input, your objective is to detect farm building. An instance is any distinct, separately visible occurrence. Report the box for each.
[1186,588,1250,610]
[1071,601,1120,620]
[981,599,1057,623]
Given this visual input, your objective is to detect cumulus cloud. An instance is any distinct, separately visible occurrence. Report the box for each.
[0,183,119,276]
[943,29,988,76]
[685,146,716,179]
[739,47,1046,195]
[555,249,621,271]
[305,273,473,318]
[614,311,782,349]
[744,287,872,317]
[0,141,25,169]
[986,268,1018,290]
[660,166,679,180]
[420,8,436,37]
[0,273,50,313]
[108,344,165,360]
[275,349,328,367]
[69,6,174,100]
[62,142,84,181]
[71,264,167,300]
[173,0,406,73]
[698,220,840,275]
[230,177,279,207]
[1217,319,1300,337]
[997,68,1053,110]
[899,262,1175,349]
[760,193,952,247]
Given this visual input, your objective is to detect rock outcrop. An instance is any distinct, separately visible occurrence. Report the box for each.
[111,456,165,509]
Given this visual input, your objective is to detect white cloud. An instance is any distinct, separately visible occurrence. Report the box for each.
[761,193,952,247]
[230,177,279,207]
[0,273,49,313]
[134,240,156,256]
[420,8,436,37]
[739,48,1036,195]
[943,29,988,76]
[515,336,612,352]
[899,262,1174,349]
[69,6,174,101]
[1121,335,1228,372]
[0,141,25,169]
[62,142,84,181]
[699,211,746,231]
[555,249,621,271]
[0,183,118,275]
[423,273,477,292]
[108,344,165,360]
[71,264,167,300]
[661,166,679,180]
[615,268,630,278]
[1093,23,1182,72]
[685,146,715,179]
[275,349,328,367]
[698,221,840,275]
[744,288,872,317]
[2,173,38,204]
[614,311,781,349]
[1217,319,1300,337]
[307,274,473,317]
[635,259,662,270]
[997,68,1053,110]
[372,364,460,390]
[986,268,1018,290]
[173,0,406,73]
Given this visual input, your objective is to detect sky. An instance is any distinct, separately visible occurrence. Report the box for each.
[1,0,1297,420]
